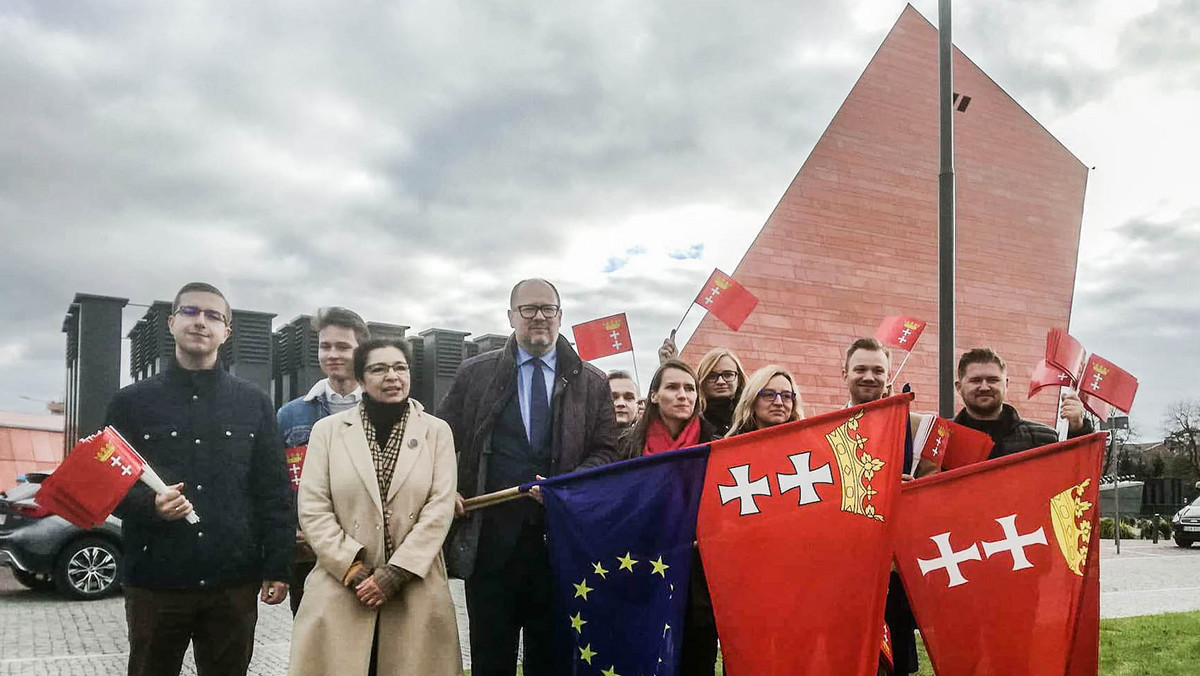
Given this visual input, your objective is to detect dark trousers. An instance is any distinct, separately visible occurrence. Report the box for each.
[884,572,919,675]
[289,559,316,616]
[680,603,719,675]
[124,582,259,676]
[465,523,554,676]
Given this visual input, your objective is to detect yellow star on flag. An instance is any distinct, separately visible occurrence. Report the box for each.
[570,612,587,633]
[650,555,670,578]
[592,561,609,579]
[579,644,597,665]
[617,552,638,572]
[574,579,594,601]
[602,667,621,676]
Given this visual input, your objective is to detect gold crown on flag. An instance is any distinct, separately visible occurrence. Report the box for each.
[903,320,921,330]
[603,319,623,331]
[94,442,116,463]
[1092,363,1110,376]
[1049,478,1094,577]
[935,425,950,439]
[714,276,731,290]
[826,411,886,522]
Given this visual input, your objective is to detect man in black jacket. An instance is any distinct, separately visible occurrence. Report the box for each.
[107,282,293,676]
[953,347,1093,457]
[438,278,618,676]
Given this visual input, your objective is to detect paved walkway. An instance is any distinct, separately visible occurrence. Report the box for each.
[0,540,1195,674]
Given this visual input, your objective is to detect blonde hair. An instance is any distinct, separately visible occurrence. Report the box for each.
[727,365,804,436]
[695,347,748,411]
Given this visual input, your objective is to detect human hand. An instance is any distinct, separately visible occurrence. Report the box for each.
[454,492,466,518]
[529,475,545,504]
[356,575,386,609]
[154,483,194,521]
[1060,391,1085,432]
[658,331,678,364]
[260,581,288,605]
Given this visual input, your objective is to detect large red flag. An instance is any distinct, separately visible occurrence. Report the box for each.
[694,269,758,331]
[1045,329,1086,382]
[874,316,927,351]
[1081,354,1138,413]
[894,433,1104,676]
[571,312,634,361]
[37,427,145,529]
[697,394,911,675]
[1029,359,1074,399]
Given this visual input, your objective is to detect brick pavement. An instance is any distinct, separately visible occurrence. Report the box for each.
[1,541,1195,674]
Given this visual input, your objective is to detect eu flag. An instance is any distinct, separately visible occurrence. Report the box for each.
[534,446,710,676]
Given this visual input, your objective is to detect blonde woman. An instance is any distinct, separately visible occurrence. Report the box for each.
[726,365,804,437]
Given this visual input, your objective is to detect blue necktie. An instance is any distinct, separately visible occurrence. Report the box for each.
[529,358,550,452]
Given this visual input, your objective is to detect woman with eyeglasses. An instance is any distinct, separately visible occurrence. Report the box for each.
[616,359,723,675]
[727,365,804,436]
[290,338,461,676]
[693,348,749,437]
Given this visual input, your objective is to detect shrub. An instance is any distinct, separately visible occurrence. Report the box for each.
[1099,517,1114,538]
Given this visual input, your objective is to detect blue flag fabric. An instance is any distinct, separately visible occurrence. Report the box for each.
[533,446,711,676]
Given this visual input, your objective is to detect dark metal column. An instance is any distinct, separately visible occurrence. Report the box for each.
[938,0,957,418]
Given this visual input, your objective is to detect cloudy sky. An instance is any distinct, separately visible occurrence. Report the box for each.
[1,0,1196,437]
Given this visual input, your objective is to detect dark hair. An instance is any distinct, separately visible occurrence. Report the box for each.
[311,306,369,345]
[353,338,413,381]
[957,347,1006,380]
[617,359,700,459]
[844,337,890,372]
[509,278,561,308]
[172,282,230,318]
[607,369,635,383]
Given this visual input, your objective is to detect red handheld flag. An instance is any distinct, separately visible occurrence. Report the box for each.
[1079,392,1110,422]
[917,416,953,470]
[694,269,758,331]
[893,434,1104,676]
[37,427,145,529]
[571,313,634,361]
[940,419,995,470]
[1045,329,1087,382]
[1029,359,1074,399]
[697,394,911,675]
[875,316,927,351]
[285,446,308,492]
[1081,354,1138,413]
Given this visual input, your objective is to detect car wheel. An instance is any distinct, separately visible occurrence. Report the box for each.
[1174,536,1193,548]
[54,537,122,600]
[11,568,55,591]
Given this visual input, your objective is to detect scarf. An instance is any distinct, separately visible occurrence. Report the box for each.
[643,415,702,456]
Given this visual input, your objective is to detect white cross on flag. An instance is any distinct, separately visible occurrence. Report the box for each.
[893,433,1106,676]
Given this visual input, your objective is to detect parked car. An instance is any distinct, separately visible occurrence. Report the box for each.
[1171,494,1200,548]
[0,472,123,599]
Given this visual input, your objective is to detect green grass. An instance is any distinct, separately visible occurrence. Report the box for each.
[464,612,1200,675]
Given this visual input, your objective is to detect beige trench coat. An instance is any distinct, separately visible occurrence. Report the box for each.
[288,400,462,676]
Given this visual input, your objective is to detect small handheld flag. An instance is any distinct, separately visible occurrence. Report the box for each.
[875,316,927,351]
[1029,359,1074,399]
[571,313,634,361]
[694,269,758,331]
[1080,354,1138,413]
[37,427,147,529]
[1045,329,1087,382]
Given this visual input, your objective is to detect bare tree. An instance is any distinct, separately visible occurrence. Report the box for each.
[1163,399,1200,479]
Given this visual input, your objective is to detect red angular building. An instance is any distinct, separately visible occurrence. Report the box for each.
[682,6,1087,424]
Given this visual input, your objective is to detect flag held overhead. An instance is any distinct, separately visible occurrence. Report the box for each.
[694,269,758,331]
[875,316,927,351]
[1081,354,1138,413]
[572,312,634,361]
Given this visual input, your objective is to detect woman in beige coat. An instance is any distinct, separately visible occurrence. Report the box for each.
[289,338,461,676]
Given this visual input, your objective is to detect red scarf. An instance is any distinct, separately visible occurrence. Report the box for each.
[643,415,702,456]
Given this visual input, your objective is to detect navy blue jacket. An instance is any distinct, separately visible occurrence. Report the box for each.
[107,362,294,589]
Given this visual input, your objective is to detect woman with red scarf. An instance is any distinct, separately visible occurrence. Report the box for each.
[616,359,721,675]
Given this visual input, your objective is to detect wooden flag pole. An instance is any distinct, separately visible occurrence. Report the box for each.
[462,486,531,513]
[889,351,914,387]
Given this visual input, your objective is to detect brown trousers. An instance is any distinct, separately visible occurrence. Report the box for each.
[124,582,259,676]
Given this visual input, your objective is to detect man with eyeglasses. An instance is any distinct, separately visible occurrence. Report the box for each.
[276,306,369,615]
[439,278,619,676]
[105,282,294,676]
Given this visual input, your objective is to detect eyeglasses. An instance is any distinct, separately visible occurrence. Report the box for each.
[514,304,560,319]
[174,305,228,325]
[704,370,739,384]
[364,362,410,377]
[757,389,796,403]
